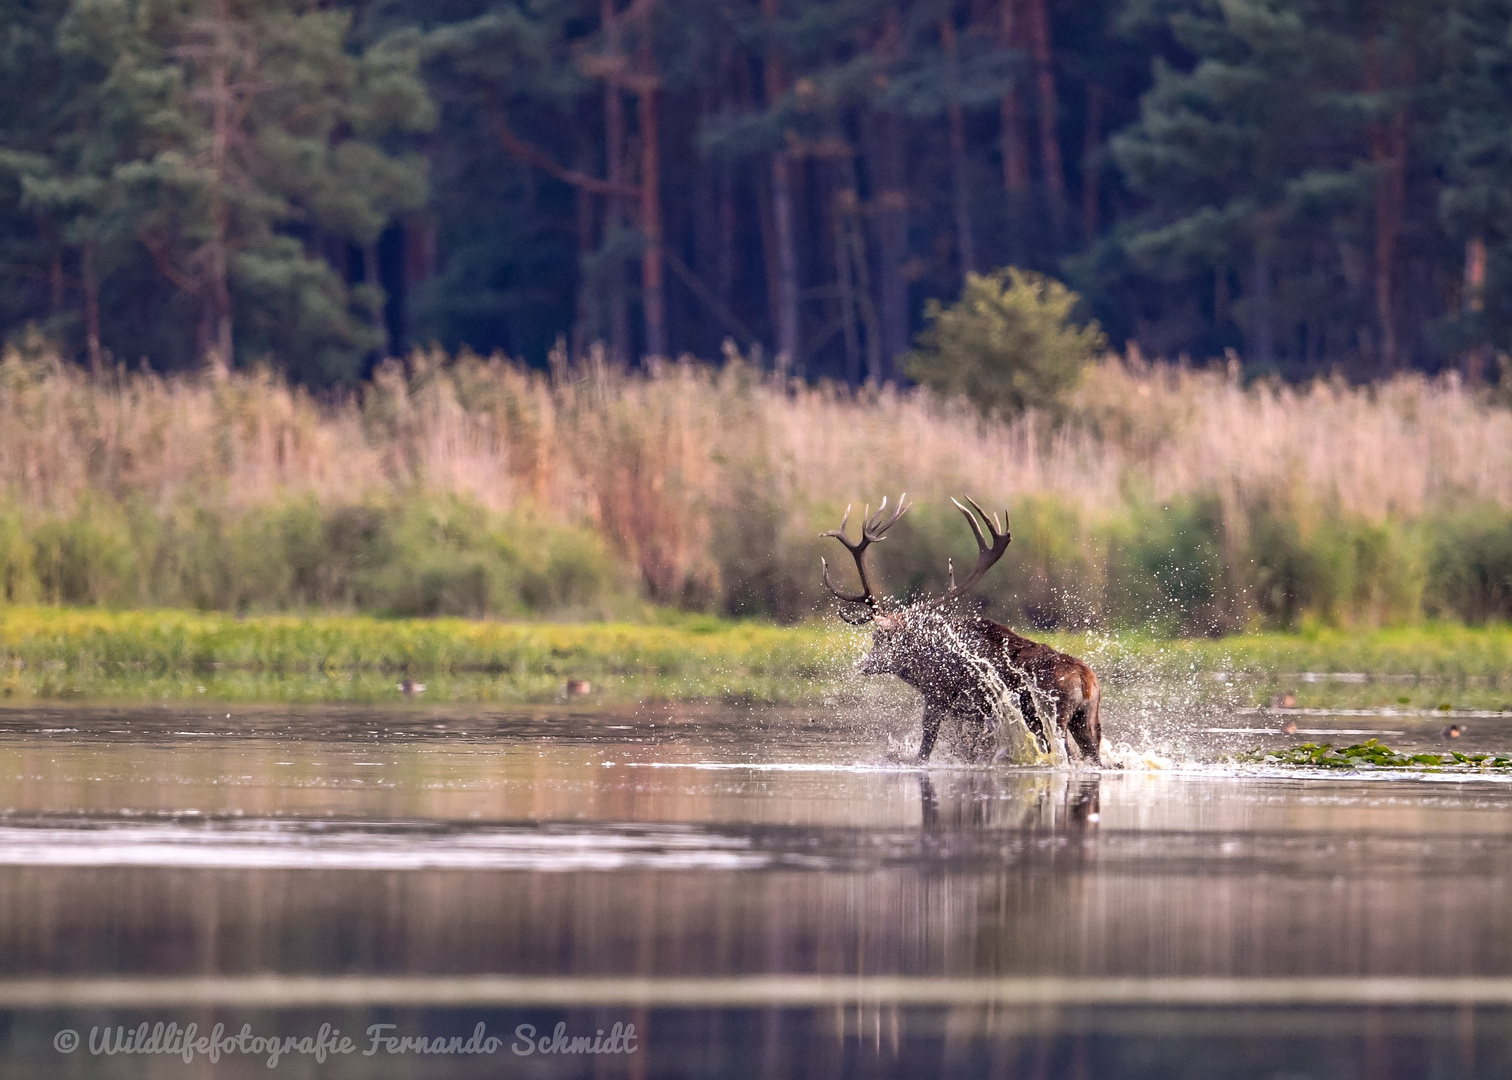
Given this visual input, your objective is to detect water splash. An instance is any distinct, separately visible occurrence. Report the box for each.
[913,613,1068,767]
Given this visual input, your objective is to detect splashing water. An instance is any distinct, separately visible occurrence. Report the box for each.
[842,611,1256,771]
[927,614,1067,767]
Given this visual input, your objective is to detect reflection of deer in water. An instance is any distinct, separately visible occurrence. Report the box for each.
[919,772,1101,831]
[822,495,1104,765]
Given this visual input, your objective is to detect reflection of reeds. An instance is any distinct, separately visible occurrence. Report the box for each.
[3,341,1511,624]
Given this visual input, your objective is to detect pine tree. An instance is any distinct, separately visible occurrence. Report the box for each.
[1108,0,1439,374]
[4,0,432,380]
[1440,0,1512,378]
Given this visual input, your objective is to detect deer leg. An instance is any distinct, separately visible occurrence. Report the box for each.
[918,702,945,763]
[1056,696,1084,762]
[1017,690,1049,753]
[1064,698,1103,766]
[1077,673,1105,765]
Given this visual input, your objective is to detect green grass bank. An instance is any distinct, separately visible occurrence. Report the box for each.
[0,607,1507,708]
[0,607,845,704]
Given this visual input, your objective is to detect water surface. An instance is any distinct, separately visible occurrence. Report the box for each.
[1,701,1509,1077]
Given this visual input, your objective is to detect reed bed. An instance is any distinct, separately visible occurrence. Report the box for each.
[1,339,1510,628]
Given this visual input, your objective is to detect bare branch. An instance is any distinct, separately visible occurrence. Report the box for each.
[492,117,641,199]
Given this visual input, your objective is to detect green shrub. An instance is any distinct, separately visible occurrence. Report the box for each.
[0,494,627,619]
[0,505,37,603]
[985,498,1105,629]
[1105,497,1231,635]
[905,269,1106,419]
[1306,516,1425,627]
[1242,503,1426,630]
[1425,508,1512,622]
[31,499,140,606]
[0,486,1506,633]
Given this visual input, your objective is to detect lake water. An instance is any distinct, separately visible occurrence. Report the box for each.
[1,700,1510,1077]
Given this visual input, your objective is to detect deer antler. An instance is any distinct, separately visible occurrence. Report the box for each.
[930,496,1011,606]
[820,495,909,616]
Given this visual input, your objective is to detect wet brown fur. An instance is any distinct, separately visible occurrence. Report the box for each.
[823,495,1102,766]
[861,609,1102,765]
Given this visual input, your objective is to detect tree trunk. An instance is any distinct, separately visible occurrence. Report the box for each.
[1372,108,1406,374]
[831,159,861,386]
[762,0,800,371]
[1251,250,1273,366]
[755,171,780,357]
[849,198,883,384]
[572,143,598,357]
[602,0,631,363]
[363,242,389,357]
[717,162,736,305]
[694,88,720,353]
[636,63,666,360]
[82,240,102,374]
[719,44,747,313]
[867,111,910,380]
[940,10,976,279]
[1367,38,1406,375]
[1025,0,1065,244]
[1081,83,1104,241]
[868,8,909,381]
[998,0,1031,260]
[207,0,234,370]
[48,225,64,315]
[1464,235,1489,384]
[833,145,882,383]
[769,155,799,373]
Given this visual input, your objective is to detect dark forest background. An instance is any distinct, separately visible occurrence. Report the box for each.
[4,0,1512,386]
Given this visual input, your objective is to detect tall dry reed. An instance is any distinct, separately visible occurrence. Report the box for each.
[3,338,1511,615]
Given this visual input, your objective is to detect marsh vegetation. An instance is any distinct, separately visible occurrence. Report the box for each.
[1,344,1510,638]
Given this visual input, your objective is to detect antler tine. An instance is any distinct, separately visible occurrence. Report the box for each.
[820,556,870,604]
[821,504,861,552]
[931,495,1012,607]
[818,494,910,611]
[863,493,908,541]
[951,497,989,551]
[962,495,1004,538]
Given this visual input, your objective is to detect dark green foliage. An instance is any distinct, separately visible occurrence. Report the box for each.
[0,0,431,379]
[7,0,1512,380]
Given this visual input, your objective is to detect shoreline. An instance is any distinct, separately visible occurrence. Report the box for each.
[0,607,1507,707]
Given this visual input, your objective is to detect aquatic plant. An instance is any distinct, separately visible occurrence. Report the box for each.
[1238,739,1512,771]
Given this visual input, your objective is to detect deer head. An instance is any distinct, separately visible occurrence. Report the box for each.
[821,495,1012,681]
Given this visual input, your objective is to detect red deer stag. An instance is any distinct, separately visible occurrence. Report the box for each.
[821,495,1103,766]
